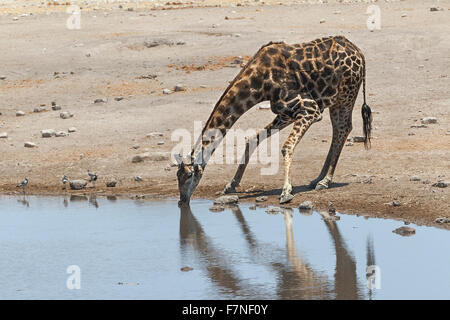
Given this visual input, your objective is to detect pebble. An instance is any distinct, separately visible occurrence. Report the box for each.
[134,176,143,182]
[430,7,443,12]
[214,195,239,205]
[24,142,36,148]
[94,98,107,104]
[68,127,77,133]
[434,217,450,224]
[33,107,46,113]
[132,144,140,149]
[392,226,415,236]
[421,117,437,124]
[432,181,449,188]
[392,200,401,207]
[16,111,25,117]
[52,105,62,111]
[319,19,326,24]
[162,89,172,95]
[353,136,365,143]
[41,129,55,138]
[174,85,186,92]
[55,131,68,137]
[255,196,268,202]
[146,132,164,138]
[401,13,408,17]
[0,76,6,80]
[106,181,117,188]
[0,132,8,139]
[180,266,193,272]
[60,112,73,119]
[115,97,124,101]
[157,141,164,145]
[70,180,87,190]
[299,201,313,210]
[345,142,354,146]
[409,176,421,181]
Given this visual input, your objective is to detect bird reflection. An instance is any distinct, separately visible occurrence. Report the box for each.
[89,194,99,209]
[179,203,366,300]
[17,195,29,208]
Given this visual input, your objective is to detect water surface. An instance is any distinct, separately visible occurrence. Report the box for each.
[0,195,449,299]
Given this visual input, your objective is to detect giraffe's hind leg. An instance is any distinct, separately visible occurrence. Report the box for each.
[310,103,354,190]
[280,99,322,204]
[223,115,292,194]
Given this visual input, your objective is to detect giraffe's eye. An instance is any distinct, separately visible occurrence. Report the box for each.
[187,172,193,178]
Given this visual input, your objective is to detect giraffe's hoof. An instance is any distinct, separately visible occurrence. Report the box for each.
[315,182,329,191]
[223,183,237,194]
[279,193,294,204]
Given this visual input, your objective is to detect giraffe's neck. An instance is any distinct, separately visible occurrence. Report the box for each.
[191,77,265,167]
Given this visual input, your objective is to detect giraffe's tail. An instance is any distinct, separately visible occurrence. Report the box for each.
[361,64,372,150]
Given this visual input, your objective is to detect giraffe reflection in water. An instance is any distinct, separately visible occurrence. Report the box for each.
[179,204,372,299]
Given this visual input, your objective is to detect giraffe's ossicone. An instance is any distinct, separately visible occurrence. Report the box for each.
[176,35,372,205]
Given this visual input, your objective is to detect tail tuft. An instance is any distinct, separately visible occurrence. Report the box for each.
[361,103,372,149]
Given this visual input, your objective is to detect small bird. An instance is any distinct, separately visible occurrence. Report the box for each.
[88,170,98,182]
[17,178,28,188]
[62,175,68,188]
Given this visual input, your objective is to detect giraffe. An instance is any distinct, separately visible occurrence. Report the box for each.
[176,35,372,205]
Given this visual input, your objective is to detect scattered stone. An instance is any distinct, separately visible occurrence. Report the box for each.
[16,111,25,117]
[106,181,117,188]
[0,76,6,80]
[409,176,421,181]
[255,196,268,202]
[401,13,408,18]
[319,19,326,24]
[430,7,443,12]
[70,180,87,190]
[132,144,140,149]
[432,181,449,188]
[265,206,280,214]
[393,226,416,236]
[434,217,450,224]
[24,142,36,148]
[131,152,169,163]
[114,97,124,101]
[209,205,225,212]
[214,195,239,205]
[180,266,193,272]
[33,107,46,113]
[410,124,427,128]
[68,127,77,133]
[162,89,172,95]
[41,129,55,138]
[0,132,8,139]
[353,136,365,143]
[345,141,354,146]
[392,200,401,207]
[299,201,313,211]
[52,105,62,111]
[146,132,164,138]
[157,141,164,145]
[134,176,143,182]
[174,85,186,92]
[55,131,68,137]
[60,112,73,119]
[421,117,437,124]
[94,98,107,104]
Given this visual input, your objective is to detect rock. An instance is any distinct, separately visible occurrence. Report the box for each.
[299,201,313,210]
[0,132,8,139]
[146,132,164,138]
[0,76,6,80]
[52,105,62,111]
[106,181,117,188]
[401,13,408,17]
[162,89,172,95]
[94,98,107,104]
[16,111,25,117]
[174,85,186,92]
[319,19,326,24]
[55,131,68,137]
[41,129,55,138]
[24,142,36,148]
[70,180,87,190]
[393,226,415,236]
[132,144,140,149]
[430,7,443,12]
[131,152,169,163]
[255,196,268,202]
[392,200,401,207]
[180,266,193,272]
[353,136,365,143]
[33,107,46,113]
[434,217,450,224]
[432,181,449,188]
[209,205,225,212]
[60,112,73,119]
[345,142,354,146]
[409,176,421,181]
[157,141,164,145]
[265,206,280,214]
[134,176,143,182]
[214,195,239,205]
[421,117,437,124]
[68,127,77,133]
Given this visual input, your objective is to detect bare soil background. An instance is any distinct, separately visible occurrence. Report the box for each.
[0,0,449,228]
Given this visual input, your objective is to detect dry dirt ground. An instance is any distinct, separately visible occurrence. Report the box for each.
[0,0,449,228]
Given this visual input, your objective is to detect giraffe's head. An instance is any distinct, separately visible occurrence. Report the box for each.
[175,155,204,205]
